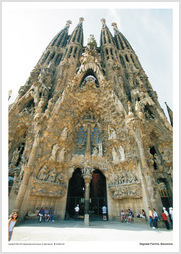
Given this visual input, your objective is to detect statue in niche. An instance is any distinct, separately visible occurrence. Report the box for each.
[112,147,119,164]
[108,125,117,140]
[57,148,66,162]
[92,147,98,156]
[98,142,103,157]
[47,170,56,182]
[119,146,125,161]
[50,144,60,161]
[60,127,68,141]
[56,173,64,184]
[38,165,48,181]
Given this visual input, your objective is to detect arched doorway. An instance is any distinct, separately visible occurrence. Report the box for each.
[65,168,107,220]
[157,178,172,210]
[89,169,107,220]
[65,168,85,219]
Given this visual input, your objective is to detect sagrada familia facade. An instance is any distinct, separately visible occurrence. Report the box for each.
[8,18,173,222]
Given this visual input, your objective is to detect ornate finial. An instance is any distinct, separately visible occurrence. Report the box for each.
[79,17,84,23]
[112,22,118,30]
[87,34,97,50]
[66,20,72,28]
[101,18,106,24]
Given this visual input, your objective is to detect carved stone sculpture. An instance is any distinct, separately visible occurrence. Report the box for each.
[37,165,48,181]
[47,170,56,182]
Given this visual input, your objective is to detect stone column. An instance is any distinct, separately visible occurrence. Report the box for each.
[13,118,41,215]
[126,118,156,210]
[81,168,94,226]
[85,124,91,157]
[84,178,91,214]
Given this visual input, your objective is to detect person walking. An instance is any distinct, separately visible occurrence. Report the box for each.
[163,207,171,228]
[148,207,153,228]
[8,211,19,241]
[102,205,107,221]
[152,208,158,229]
[162,209,170,229]
[74,204,80,220]
[169,207,173,229]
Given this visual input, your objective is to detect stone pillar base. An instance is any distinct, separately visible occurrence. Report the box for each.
[84,214,89,227]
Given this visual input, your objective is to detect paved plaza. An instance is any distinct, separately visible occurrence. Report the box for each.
[11,219,173,242]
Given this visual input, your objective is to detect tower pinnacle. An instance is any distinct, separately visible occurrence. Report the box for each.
[112,22,118,30]
[101,18,106,24]
[79,17,84,23]
[66,20,72,28]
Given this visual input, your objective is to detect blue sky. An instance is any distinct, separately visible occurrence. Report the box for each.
[3,3,174,119]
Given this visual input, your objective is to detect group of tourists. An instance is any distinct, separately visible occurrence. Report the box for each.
[8,205,173,241]
[120,209,134,223]
[37,207,55,222]
[149,206,173,230]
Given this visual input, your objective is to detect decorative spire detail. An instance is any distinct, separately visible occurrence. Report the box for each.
[79,17,84,23]
[165,102,173,126]
[101,18,106,24]
[112,22,118,30]
[66,20,72,28]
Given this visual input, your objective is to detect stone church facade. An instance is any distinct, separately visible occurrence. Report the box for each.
[8,18,173,221]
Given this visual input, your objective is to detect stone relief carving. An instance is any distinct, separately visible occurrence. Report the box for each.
[50,144,60,161]
[108,169,141,199]
[108,125,117,140]
[157,181,167,191]
[49,145,66,162]
[161,151,172,168]
[37,165,48,181]
[92,147,98,156]
[30,180,66,197]
[112,148,119,164]
[154,154,163,171]
[56,173,64,184]
[119,146,125,161]
[57,148,66,162]
[110,171,140,186]
[46,170,56,182]
[109,183,142,199]
[98,142,103,157]
[112,146,125,163]
[60,127,68,141]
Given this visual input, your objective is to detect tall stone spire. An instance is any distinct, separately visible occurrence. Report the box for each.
[68,17,84,45]
[38,20,72,67]
[100,18,115,46]
[165,102,173,126]
[112,22,133,51]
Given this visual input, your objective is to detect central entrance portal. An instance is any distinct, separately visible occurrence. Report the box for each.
[65,168,107,220]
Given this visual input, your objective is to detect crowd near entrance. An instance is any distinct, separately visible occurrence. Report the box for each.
[65,168,107,220]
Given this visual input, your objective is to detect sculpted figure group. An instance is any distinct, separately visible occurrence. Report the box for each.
[37,166,64,184]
